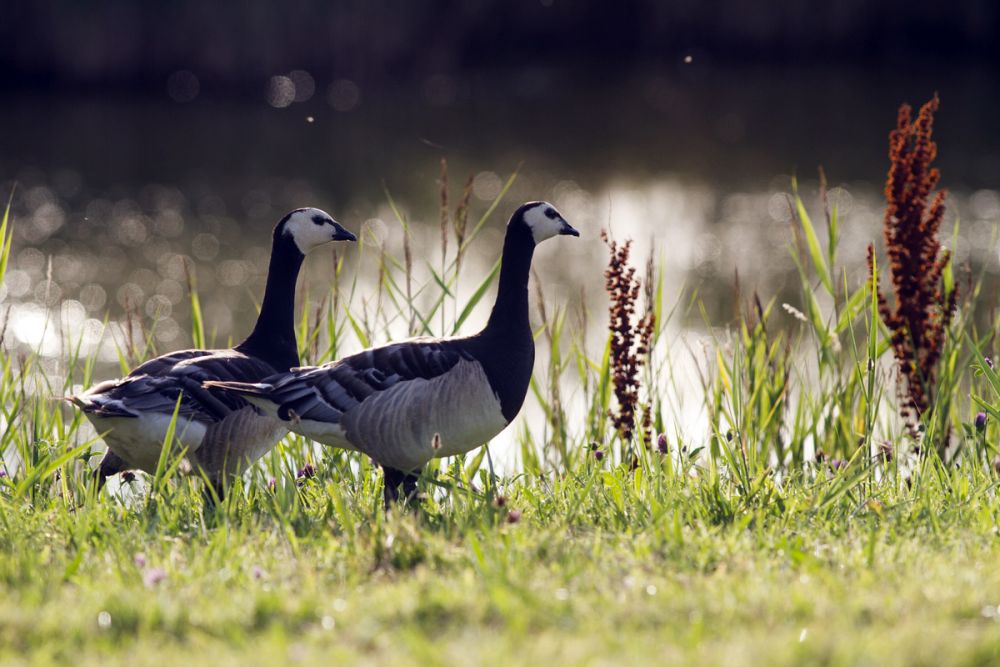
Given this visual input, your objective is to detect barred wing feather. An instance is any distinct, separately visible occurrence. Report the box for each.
[71,349,277,423]
[218,338,472,425]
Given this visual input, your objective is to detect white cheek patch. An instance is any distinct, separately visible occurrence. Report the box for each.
[285,209,337,254]
[523,202,565,243]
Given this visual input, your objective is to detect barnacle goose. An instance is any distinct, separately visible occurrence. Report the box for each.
[205,201,579,506]
[67,208,356,497]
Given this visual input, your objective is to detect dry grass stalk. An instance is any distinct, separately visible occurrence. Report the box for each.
[437,158,474,276]
[118,289,143,365]
[453,174,474,273]
[402,223,414,335]
[437,159,475,327]
[641,251,657,443]
[309,291,329,360]
[438,158,449,271]
[868,93,957,426]
[0,304,10,349]
[377,241,389,334]
[602,230,655,446]
[819,166,830,230]
[575,286,590,395]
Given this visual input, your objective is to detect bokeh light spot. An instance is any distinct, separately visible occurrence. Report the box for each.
[327,79,361,111]
[971,189,1000,220]
[472,171,502,201]
[267,76,296,108]
[79,284,107,312]
[289,70,315,102]
[218,260,248,286]
[192,233,220,261]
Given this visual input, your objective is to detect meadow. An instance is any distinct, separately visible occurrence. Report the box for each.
[1,99,1000,666]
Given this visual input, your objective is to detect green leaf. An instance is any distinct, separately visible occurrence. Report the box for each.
[464,447,488,479]
[969,336,1000,399]
[602,471,625,513]
[188,273,205,349]
[151,395,186,495]
[459,168,520,254]
[972,395,1000,422]
[835,285,867,334]
[794,189,833,295]
[827,202,839,278]
[344,309,370,349]
[453,256,501,334]
[943,252,954,296]
[0,190,14,286]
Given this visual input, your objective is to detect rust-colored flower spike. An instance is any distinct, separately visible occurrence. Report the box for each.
[868,94,958,428]
[602,230,655,446]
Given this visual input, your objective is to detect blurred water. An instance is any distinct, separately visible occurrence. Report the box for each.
[1,65,998,393]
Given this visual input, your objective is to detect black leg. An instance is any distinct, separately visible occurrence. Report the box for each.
[382,466,420,509]
[95,451,128,490]
[401,471,419,503]
[202,476,227,509]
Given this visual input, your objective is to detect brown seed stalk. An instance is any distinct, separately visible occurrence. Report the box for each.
[602,230,655,446]
[868,94,957,429]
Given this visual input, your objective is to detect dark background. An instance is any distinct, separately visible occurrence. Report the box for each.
[4,1,998,92]
[1,1,997,344]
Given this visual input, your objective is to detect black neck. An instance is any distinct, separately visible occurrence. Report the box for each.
[235,235,303,370]
[464,220,537,422]
[482,224,535,339]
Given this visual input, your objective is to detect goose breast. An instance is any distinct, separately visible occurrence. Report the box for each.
[341,358,508,471]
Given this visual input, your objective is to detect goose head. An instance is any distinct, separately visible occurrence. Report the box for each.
[278,207,357,254]
[512,201,579,245]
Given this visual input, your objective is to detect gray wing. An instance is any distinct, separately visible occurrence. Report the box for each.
[72,349,279,423]
[260,338,473,424]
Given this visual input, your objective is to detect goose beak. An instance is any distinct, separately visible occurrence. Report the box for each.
[559,219,580,237]
[332,223,357,242]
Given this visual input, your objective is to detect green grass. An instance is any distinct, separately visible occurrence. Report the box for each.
[1,175,1000,666]
[2,467,1000,666]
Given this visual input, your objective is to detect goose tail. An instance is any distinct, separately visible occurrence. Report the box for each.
[60,393,136,418]
[203,380,279,415]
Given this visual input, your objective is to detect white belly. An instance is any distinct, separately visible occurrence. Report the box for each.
[84,413,207,474]
[321,358,509,471]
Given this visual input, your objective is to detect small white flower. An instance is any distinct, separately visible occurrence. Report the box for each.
[782,303,809,323]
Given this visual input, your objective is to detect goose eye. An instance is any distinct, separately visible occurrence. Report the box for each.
[544,208,558,220]
[311,214,329,226]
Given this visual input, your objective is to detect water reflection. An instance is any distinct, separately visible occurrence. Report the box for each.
[2,175,998,474]
[2,68,999,468]
[3,171,996,368]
